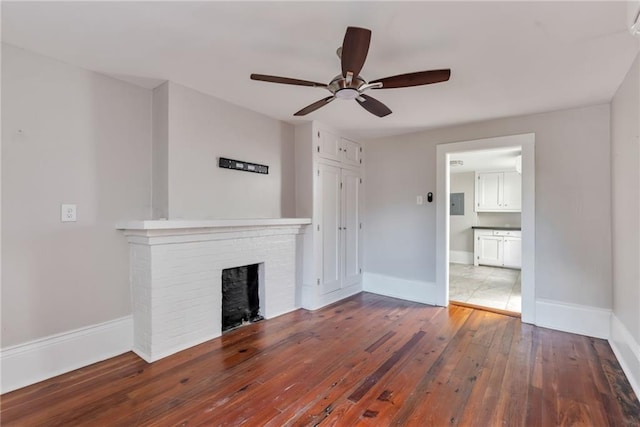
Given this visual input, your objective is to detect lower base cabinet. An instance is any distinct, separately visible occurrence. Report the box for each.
[473,229,521,269]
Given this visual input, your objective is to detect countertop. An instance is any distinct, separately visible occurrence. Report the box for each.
[471,226,521,231]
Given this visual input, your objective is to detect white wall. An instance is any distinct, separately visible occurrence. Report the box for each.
[0,46,301,392]
[610,51,640,394]
[364,103,612,309]
[1,44,152,347]
[162,82,295,219]
[611,52,639,344]
[477,212,521,228]
[151,82,169,219]
[449,172,476,254]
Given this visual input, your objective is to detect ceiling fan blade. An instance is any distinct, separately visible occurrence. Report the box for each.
[356,94,392,117]
[251,74,327,88]
[294,96,335,116]
[341,27,371,78]
[370,69,451,89]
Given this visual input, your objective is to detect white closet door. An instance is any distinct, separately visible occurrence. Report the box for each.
[341,168,361,286]
[319,163,341,293]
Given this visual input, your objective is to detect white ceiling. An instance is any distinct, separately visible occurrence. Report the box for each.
[2,1,638,140]
[450,147,521,174]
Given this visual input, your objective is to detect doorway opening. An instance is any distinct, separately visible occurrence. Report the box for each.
[436,134,535,324]
[448,148,522,315]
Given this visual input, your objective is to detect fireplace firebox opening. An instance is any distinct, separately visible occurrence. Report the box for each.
[222,263,264,332]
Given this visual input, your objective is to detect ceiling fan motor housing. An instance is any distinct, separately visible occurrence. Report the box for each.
[329,74,365,100]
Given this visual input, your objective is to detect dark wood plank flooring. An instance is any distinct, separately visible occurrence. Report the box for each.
[1,292,639,426]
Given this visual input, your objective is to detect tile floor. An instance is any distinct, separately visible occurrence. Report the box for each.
[449,263,521,312]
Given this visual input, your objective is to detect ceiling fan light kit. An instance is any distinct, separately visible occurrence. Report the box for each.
[250,26,451,118]
[335,88,359,100]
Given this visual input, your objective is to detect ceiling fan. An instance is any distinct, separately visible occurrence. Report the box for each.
[250,26,451,118]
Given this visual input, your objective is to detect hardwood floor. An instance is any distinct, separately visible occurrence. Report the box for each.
[2,292,639,426]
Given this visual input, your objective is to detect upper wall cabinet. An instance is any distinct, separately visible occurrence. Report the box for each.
[317,130,362,166]
[318,129,341,162]
[475,171,521,212]
[341,137,362,167]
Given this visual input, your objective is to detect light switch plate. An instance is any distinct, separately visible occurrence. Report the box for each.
[61,204,77,222]
[416,195,424,205]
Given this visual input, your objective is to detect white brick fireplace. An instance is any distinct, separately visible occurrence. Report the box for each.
[117,219,310,362]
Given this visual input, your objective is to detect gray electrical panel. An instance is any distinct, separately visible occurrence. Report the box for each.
[450,193,464,215]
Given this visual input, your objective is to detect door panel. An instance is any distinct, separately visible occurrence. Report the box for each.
[502,171,522,211]
[478,235,503,266]
[318,130,341,162]
[319,164,341,293]
[503,237,522,269]
[476,172,501,211]
[341,169,360,286]
[342,138,361,166]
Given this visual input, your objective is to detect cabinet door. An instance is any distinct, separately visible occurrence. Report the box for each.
[503,237,522,269]
[476,172,502,211]
[318,130,341,162]
[341,138,361,167]
[341,169,361,286]
[318,164,342,293]
[477,235,503,266]
[502,171,522,211]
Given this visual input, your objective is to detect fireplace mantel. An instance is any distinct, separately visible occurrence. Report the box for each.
[117,218,310,362]
[116,218,311,231]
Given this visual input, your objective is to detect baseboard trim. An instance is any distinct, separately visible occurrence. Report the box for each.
[0,316,133,394]
[363,272,438,306]
[300,282,363,311]
[609,314,640,399]
[535,299,610,339]
[449,250,473,265]
[315,283,363,310]
[135,331,221,363]
[299,285,317,311]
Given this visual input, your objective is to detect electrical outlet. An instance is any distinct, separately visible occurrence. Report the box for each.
[416,195,424,205]
[61,204,77,222]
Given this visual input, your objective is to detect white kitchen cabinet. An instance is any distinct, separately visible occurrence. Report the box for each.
[295,122,363,309]
[475,171,521,212]
[477,233,503,266]
[476,172,501,210]
[502,172,522,211]
[503,236,522,269]
[474,229,521,269]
